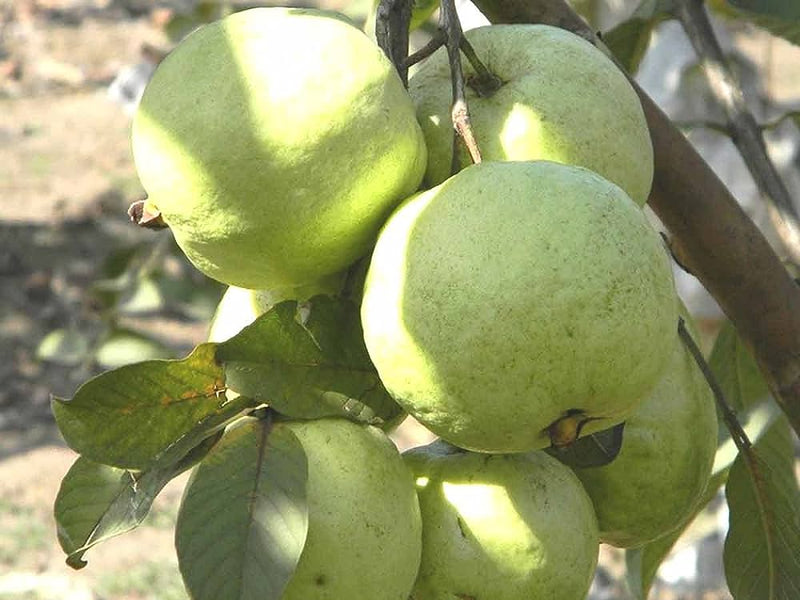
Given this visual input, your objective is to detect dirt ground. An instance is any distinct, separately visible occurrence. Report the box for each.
[0,2,222,597]
[0,0,796,598]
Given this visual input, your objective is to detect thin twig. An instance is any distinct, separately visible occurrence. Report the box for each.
[377,0,486,169]
[439,0,482,168]
[679,318,774,567]
[674,0,800,264]
[678,318,752,452]
[404,30,446,69]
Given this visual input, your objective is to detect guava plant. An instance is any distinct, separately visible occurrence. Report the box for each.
[51,0,800,599]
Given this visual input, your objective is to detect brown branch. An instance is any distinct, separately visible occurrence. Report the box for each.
[470,0,800,437]
[674,0,800,264]
[375,0,413,85]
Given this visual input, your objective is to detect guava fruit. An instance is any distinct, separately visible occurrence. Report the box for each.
[132,7,427,290]
[570,307,718,548]
[178,417,422,600]
[409,24,653,204]
[281,418,422,599]
[361,160,678,453]
[404,441,599,600]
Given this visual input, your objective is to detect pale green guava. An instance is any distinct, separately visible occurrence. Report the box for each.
[132,7,427,290]
[570,307,718,548]
[279,418,422,599]
[409,24,653,204]
[361,160,678,452]
[404,441,599,600]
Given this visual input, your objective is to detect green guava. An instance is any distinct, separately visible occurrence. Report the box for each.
[177,417,422,599]
[570,307,718,548]
[409,24,653,204]
[361,160,678,453]
[404,441,599,600]
[280,418,422,599]
[132,7,427,290]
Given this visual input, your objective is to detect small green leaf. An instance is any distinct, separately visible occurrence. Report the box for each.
[546,422,625,468]
[725,0,800,20]
[36,328,91,367]
[708,321,771,412]
[52,344,254,469]
[94,328,173,369]
[118,276,166,315]
[604,19,659,73]
[724,418,800,600]
[603,0,675,73]
[176,417,308,600]
[710,0,800,45]
[55,434,219,569]
[217,296,404,428]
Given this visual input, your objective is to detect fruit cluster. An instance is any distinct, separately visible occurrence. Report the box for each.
[132,7,718,599]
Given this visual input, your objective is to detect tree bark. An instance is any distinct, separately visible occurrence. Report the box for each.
[471,0,800,436]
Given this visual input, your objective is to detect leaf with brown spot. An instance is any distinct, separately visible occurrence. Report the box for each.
[53,344,255,469]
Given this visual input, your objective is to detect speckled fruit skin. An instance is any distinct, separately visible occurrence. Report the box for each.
[361,161,678,452]
[279,418,422,600]
[571,307,717,548]
[132,7,427,290]
[404,442,599,600]
[409,24,653,205]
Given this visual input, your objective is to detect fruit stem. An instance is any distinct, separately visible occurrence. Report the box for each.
[678,317,753,453]
[438,0,483,169]
[459,38,503,97]
[404,30,446,69]
[377,0,485,168]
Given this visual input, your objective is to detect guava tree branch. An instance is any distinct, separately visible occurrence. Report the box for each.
[673,0,800,264]
[375,0,413,84]
[471,0,800,437]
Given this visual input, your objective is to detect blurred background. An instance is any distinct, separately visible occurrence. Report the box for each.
[1,0,798,598]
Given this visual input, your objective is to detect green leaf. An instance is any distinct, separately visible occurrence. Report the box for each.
[546,422,625,468]
[94,328,174,369]
[709,0,800,45]
[603,0,675,73]
[36,328,91,367]
[724,418,800,600]
[52,344,254,469]
[54,433,219,569]
[175,417,308,600]
[216,296,404,428]
[725,0,800,20]
[604,19,659,74]
[708,321,772,412]
[118,276,166,315]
